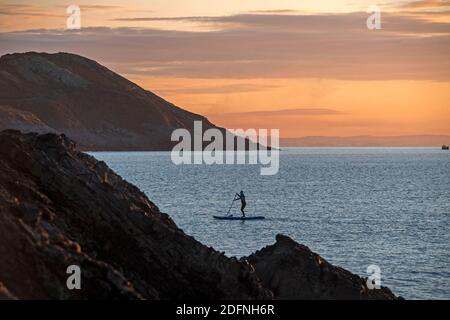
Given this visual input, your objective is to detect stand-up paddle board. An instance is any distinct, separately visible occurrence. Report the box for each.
[213,215,265,220]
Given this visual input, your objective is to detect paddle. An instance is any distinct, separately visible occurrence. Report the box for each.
[226,197,238,216]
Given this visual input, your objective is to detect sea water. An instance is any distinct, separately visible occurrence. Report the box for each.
[91,148,450,299]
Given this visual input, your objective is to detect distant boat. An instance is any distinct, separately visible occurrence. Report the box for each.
[442,145,449,150]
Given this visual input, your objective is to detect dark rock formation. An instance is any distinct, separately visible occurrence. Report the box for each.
[245,234,397,300]
[0,130,397,300]
[0,282,16,300]
[0,130,270,299]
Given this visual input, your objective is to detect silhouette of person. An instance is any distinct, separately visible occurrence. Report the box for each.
[235,190,246,217]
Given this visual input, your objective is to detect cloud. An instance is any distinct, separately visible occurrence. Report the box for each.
[0,11,64,17]
[246,9,300,14]
[209,108,345,117]
[388,0,450,18]
[1,12,449,81]
[78,5,123,11]
[111,12,450,33]
[111,10,301,22]
[0,4,64,18]
[205,108,350,135]
[0,3,123,19]
[156,83,280,95]
[1,3,33,8]
[111,16,211,22]
[398,0,450,9]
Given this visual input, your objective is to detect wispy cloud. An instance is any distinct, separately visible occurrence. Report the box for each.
[0,2,64,18]
[1,12,449,81]
[1,3,33,8]
[209,108,345,117]
[246,9,300,14]
[157,83,280,95]
[78,5,123,11]
[110,12,450,33]
[398,0,450,9]
[0,3,123,19]
[111,16,210,22]
[0,10,64,17]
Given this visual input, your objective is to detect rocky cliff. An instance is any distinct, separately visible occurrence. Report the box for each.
[0,130,397,300]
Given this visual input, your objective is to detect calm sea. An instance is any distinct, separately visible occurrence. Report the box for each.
[90,148,450,299]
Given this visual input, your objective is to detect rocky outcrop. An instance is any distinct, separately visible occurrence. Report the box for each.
[245,234,397,300]
[0,130,397,300]
[0,130,270,299]
[0,105,55,134]
[0,281,17,300]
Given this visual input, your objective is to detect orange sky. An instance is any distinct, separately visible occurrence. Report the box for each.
[0,0,449,137]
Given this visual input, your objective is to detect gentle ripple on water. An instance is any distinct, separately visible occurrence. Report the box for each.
[90,148,450,299]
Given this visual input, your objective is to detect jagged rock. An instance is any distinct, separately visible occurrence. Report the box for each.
[245,234,398,300]
[0,281,17,300]
[0,130,398,300]
[0,130,271,299]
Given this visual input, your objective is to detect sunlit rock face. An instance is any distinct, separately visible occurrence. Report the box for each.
[0,52,217,151]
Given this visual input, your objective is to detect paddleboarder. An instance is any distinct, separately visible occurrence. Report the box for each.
[235,191,246,217]
[214,192,264,220]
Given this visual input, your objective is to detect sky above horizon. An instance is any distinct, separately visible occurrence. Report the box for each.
[0,0,449,137]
